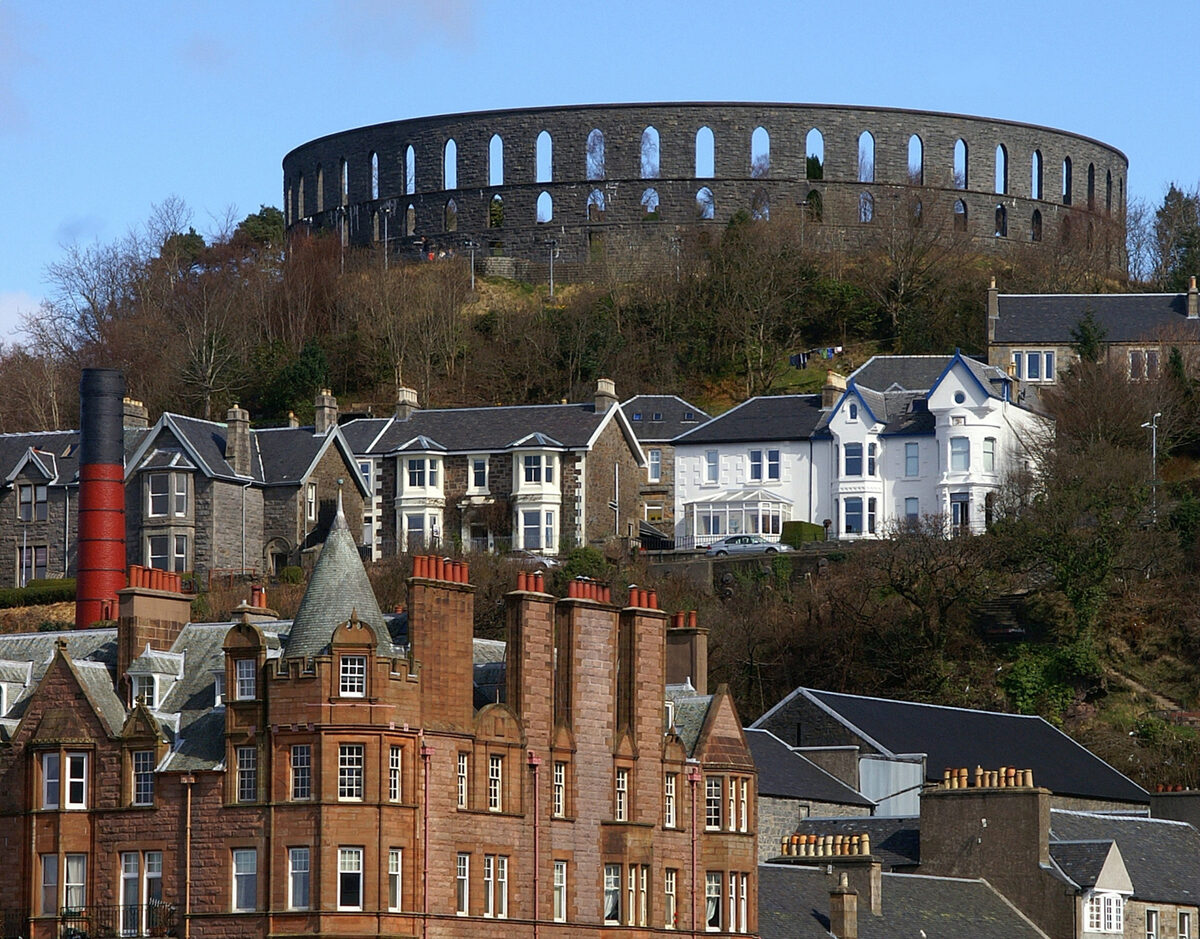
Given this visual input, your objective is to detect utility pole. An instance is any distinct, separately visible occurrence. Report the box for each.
[545,238,558,299]
[464,239,478,290]
[1142,411,1162,525]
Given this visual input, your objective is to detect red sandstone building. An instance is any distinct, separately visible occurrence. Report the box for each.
[0,503,757,938]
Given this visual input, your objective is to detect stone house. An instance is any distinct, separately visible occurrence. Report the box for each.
[0,503,757,937]
[620,394,709,538]
[0,431,81,586]
[341,379,645,558]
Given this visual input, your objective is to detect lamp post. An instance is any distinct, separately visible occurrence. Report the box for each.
[544,238,558,299]
[381,206,390,270]
[463,239,478,290]
[1141,411,1162,525]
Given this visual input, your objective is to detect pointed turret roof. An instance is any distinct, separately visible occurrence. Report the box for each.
[283,492,392,658]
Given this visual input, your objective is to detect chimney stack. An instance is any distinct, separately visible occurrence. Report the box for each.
[594,378,618,414]
[314,388,338,435]
[225,405,251,477]
[122,397,149,428]
[987,276,1000,341]
[395,387,420,421]
[666,610,708,694]
[829,872,858,939]
[76,368,127,628]
[1188,275,1198,320]
[287,411,299,428]
[821,371,847,410]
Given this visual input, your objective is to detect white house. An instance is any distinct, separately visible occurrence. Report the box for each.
[673,353,1047,543]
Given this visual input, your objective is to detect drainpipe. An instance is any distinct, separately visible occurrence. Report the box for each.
[687,762,702,939]
[421,741,433,939]
[182,773,195,939]
[528,750,542,939]
[63,488,71,578]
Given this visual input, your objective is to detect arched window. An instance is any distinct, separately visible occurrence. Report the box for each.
[641,188,660,218]
[372,209,379,241]
[445,199,458,232]
[405,146,416,195]
[405,203,416,236]
[1031,150,1043,200]
[911,199,923,227]
[443,139,457,190]
[536,131,553,184]
[751,188,769,221]
[859,191,874,223]
[954,199,968,232]
[297,174,304,218]
[695,126,714,178]
[953,140,968,189]
[316,165,324,212]
[994,204,1007,237]
[587,129,605,181]
[1061,214,1072,244]
[489,134,504,186]
[286,186,293,225]
[587,189,606,221]
[1031,210,1042,242]
[537,190,553,223]
[908,135,923,184]
[1062,157,1073,205]
[640,126,660,179]
[806,128,824,180]
[370,153,379,200]
[339,159,349,205]
[489,194,504,228]
[849,403,858,420]
[858,131,875,184]
[995,144,1008,194]
[696,186,715,220]
[1087,163,1096,209]
[805,190,823,223]
[751,126,769,178]
[1106,170,1113,214]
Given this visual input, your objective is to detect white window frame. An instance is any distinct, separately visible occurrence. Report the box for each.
[1180,911,1192,939]
[389,745,402,802]
[1012,349,1056,382]
[553,761,566,817]
[235,658,256,700]
[705,777,722,830]
[469,456,489,493]
[665,868,677,930]
[388,848,403,912]
[983,436,996,473]
[132,674,157,708]
[739,778,748,831]
[148,473,170,517]
[65,752,88,809]
[133,749,155,806]
[553,860,567,922]
[844,442,863,476]
[664,772,677,828]
[1147,909,1159,939]
[288,847,310,910]
[488,754,503,812]
[339,655,367,697]
[648,448,662,483]
[456,853,470,915]
[905,441,919,477]
[705,871,722,931]
[338,846,364,911]
[232,849,257,912]
[615,767,629,822]
[457,752,469,809]
[950,436,970,472]
[291,744,311,800]
[306,482,317,522]
[704,450,718,484]
[147,534,169,571]
[767,448,780,480]
[64,853,87,911]
[236,746,257,803]
[748,449,763,481]
[173,473,188,516]
[338,744,364,801]
[603,864,621,924]
[42,751,60,808]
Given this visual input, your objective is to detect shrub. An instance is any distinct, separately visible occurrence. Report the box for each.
[279,566,305,585]
[0,578,76,609]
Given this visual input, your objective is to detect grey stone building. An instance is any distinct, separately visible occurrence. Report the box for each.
[619,394,708,540]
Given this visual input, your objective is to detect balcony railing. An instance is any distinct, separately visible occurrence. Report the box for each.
[57,902,178,938]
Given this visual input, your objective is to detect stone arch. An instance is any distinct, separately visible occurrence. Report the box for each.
[370,153,379,200]
[994,204,1007,237]
[995,144,1008,195]
[1087,163,1096,209]
[695,126,714,178]
[1061,214,1072,244]
[751,188,769,220]
[910,198,923,227]
[445,199,458,232]
[316,164,324,212]
[1062,156,1073,205]
[536,131,553,184]
[640,126,660,179]
[405,203,416,236]
[587,189,606,221]
[806,128,824,180]
[805,189,823,223]
[537,190,553,223]
[1031,209,1042,241]
[443,139,457,190]
[696,186,715,220]
[587,129,605,181]
[953,139,968,189]
[405,145,416,195]
[858,131,875,184]
[859,191,874,223]
[297,174,305,218]
[1031,150,1043,200]
[908,135,923,184]
[751,126,770,178]
[641,188,660,218]
[489,134,504,186]
[1105,170,1113,214]
[954,198,967,231]
[489,194,504,228]
[340,158,349,205]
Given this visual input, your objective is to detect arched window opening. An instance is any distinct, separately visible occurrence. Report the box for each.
[995,144,1008,195]
[489,134,504,187]
[537,190,553,223]
[1087,163,1096,209]
[536,131,553,184]
[1106,170,1113,214]
[641,188,660,219]
[297,174,305,218]
[806,128,824,180]
[695,126,715,178]
[443,139,457,190]
[405,203,416,236]
[1061,215,1072,245]
[489,194,504,228]
[859,191,874,223]
[805,190,823,223]
[587,129,605,181]
[696,187,715,220]
[445,199,458,232]
[1031,210,1043,242]
[316,165,325,212]
[953,199,968,232]
[750,126,770,178]
[340,159,349,206]
[372,210,379,242]
[858,131,875,184]
[587,189,606,221]
[640,126,660,179]
[911,199,923,228]
[405,146,416,195]
[1062,157,1073,205]
[1031,151,1043,200]
[751,188,770,221]
[286,186,293,225]
[908,135,923,184]
[994,204,1007,237]
[953,140,968,189]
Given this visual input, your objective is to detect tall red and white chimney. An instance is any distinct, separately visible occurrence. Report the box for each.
[75,368,127,627]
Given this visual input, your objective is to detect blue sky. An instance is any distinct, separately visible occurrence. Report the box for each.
[1,0,1197,340]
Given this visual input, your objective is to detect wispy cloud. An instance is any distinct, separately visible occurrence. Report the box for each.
[54,214,107,244]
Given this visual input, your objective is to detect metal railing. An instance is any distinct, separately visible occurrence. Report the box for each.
[57,902,177,937]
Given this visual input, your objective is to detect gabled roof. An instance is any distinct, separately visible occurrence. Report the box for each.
[666,686,713,758]
[620,395,711,442]
[253,425,368,494]
[851,353,1012,402]
[125,414,263,483]
[758,865,1049,939]
[753,688,1148,805]
[1049,840,1122,890]
[0,629,117,730]
[673,394,826,445]
[746,728,873,807]
[0,430,81,487]
[994,292,1200,344]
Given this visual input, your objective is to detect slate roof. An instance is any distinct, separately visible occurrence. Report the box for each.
[0,430,81,486]
[850,354,1012,401]
[160,414,263,481]
[994,293,1200,344]
[0,629,118,733]
[758,865,1048,939]
[254,426,336,485]
[746,728,874,807]
[283,498,393,659]
[757,688,1148,805]
[667,684,713,757]
[788,816,921,870]
[673,395,826,445]
[1049,840,1115,889]
[1050,810,1200,905]
[72,659,128,735]
[620,395,711,442]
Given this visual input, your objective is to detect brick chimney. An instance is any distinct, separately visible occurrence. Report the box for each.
[408,556,475,733]
[505,573,556,748]
[829,872,858,939]
[1188,275,1198,320]
[987,276,1000,341]
[117,567,192,696]
[822,372,847,410]
[666,610,708,694]
[395,386,419,420]
[122,397,149,428]
[225,405,251,476]
[831,854,882,917]
[314,388,338,435]
[594,378,618,414]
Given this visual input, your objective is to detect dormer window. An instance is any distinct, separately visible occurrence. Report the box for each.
[235,658,257,700]
[213,671,225,707]
[132,675,156,709]
[340,655,367,697]
[683,411,696,421]
[632,412,643,421]
[652,412,663,421]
